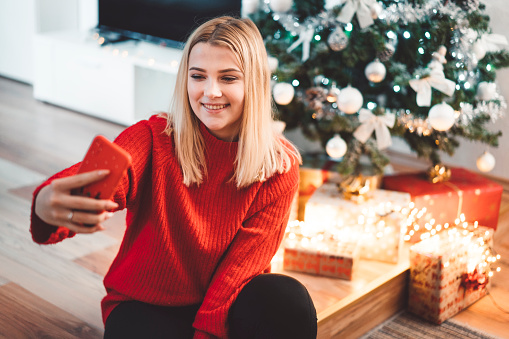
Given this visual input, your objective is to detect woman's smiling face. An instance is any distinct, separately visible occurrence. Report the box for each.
[187,43,245,141]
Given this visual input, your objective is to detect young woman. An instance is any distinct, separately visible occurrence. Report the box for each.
[31,16,317,338]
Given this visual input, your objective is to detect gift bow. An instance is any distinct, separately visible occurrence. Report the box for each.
[461,268,488,292]
[337,0,378,29]
[409,69,456,107]
[287,27,315,62]
[478,33,509,53]
[353,109,395,149]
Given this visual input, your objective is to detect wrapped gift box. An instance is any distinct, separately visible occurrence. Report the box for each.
[283,238,359,280]
[408,225,494,324]
[382,167,503,230]
[304,182,410,233]
[302,183,409,263]
[359,212,406,263]
[283,223,359,280]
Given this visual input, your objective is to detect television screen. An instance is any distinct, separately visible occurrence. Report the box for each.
[98,0,242,47]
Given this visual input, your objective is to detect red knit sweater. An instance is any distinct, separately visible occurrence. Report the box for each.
[30,115,299,338]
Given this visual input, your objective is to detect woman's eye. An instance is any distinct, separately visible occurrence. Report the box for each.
[222,77,237,83]
[190,74,204,80]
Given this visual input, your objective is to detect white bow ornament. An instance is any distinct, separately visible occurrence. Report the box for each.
[353,109,395,149]
[409,68,456,107]
[478,33,509,53]
[287,27,315,62]
[337,0,378,29]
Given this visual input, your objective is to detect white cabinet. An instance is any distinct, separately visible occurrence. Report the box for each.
[33,30,182,125]
[0,0,96,84]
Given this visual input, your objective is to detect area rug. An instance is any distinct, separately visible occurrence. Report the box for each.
[360,311,502,339]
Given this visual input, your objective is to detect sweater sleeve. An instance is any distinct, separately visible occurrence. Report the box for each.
[30,119,155,245]
[192,164,299,338]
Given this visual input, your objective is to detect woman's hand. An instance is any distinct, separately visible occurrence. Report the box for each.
[35,170,119,233]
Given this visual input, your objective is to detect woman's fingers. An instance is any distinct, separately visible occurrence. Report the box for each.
[34,170,119,233]
[51,169,110,192]
[64,210,114,232]
[64,195,119,212]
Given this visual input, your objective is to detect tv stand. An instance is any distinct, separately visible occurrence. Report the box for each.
[33,30,183,126]
[101,35,133,45]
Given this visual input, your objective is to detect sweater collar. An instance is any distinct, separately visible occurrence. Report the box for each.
[198,122,238,156]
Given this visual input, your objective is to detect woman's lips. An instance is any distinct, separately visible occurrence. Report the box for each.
[202,103,229,110]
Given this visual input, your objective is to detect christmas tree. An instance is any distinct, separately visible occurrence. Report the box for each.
[248,0,509,177]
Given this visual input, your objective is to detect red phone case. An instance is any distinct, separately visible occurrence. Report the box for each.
[72,135,132,199]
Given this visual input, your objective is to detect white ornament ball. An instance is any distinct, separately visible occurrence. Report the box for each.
[269,0,293,13]
[365,59,386,83]
[326,134,347,159]
[272,82,295,105]
[428,102,456,131]
[477,151,496,172]
[473,40,486,60]
[337,85,363,114]
[476,81,497,101]
[267,56,279,72]
[242,0,260,15]
[327,28,349,52]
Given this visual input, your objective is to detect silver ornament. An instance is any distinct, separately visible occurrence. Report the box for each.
[328,28,348,52]
[365,59,387,83]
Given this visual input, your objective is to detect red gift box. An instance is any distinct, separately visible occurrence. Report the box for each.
[382,168,502,230]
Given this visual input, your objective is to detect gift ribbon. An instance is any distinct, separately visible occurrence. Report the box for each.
[409,69,456,107]
[336,0,377,29]
[287,27,315,62]
[443,181,463,221]
[460,268,489,298]
[353,108,395,149]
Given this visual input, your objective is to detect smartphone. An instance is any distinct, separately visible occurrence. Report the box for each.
[72,135,132,200]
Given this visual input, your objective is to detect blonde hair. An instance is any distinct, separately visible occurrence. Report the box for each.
[164,16,301,188]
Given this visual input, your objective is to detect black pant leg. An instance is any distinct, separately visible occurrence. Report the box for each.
[228,273,317,339]
[103,301,200,339]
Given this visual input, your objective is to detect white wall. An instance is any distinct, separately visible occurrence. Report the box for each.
[432,1,509,180]
[0,0,96,84]
[0,0,37,83]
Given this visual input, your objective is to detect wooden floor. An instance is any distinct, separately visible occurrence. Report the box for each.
[1,75,508,338]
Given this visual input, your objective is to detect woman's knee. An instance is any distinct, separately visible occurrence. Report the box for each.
[229,274,317,339]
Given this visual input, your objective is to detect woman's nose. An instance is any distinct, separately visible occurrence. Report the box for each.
[204,80,222,98]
